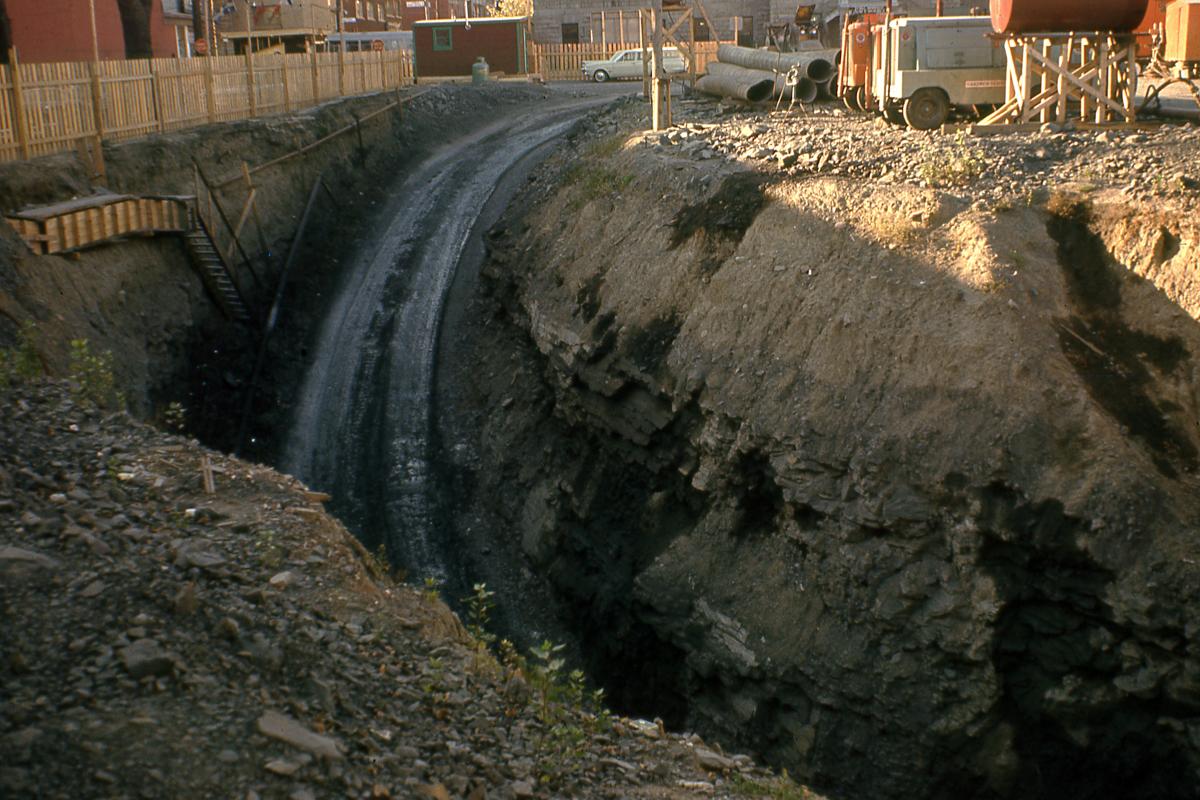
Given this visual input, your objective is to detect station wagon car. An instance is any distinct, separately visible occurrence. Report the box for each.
[582,48,687,82]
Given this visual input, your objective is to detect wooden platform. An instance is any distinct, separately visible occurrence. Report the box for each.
[5,193,193,255]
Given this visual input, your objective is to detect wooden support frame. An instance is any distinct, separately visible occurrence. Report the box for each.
[981,32,1138,127]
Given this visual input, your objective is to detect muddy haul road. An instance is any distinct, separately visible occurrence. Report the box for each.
[284,94,614,582]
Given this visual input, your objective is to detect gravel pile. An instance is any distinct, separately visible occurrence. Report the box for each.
[0,380,811,800]
[634,97,1200,204]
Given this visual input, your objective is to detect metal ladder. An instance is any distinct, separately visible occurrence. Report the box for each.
[183,215,251,324]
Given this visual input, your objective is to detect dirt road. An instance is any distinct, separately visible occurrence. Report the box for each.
[283,92,615,582]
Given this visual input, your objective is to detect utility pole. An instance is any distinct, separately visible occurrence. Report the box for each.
[87,0,107,180]
[337,0,346,95]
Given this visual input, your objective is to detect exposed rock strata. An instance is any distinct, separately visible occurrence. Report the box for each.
[461,137,1200,800]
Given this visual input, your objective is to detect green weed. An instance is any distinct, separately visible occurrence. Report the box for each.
[730,771,814,799]
[0,321,43,388]
[68,339,123,409]
[464,582,497,648]
[422,575,442,603]
[919,131,986,187]
[563,164,634,210]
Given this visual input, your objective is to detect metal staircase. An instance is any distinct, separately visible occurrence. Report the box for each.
[183,216,251,323]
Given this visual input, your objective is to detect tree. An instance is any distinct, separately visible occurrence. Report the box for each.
[487,0,532,19]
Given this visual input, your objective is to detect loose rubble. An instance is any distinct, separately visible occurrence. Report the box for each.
[634,96,1200,204]
[0,380,816,799]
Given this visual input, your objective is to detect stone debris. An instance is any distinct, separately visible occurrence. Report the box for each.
[0,380,808,800]
[256,711,343,760]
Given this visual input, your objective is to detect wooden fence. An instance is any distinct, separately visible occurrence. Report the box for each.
[0,41,731,165]
[0,49,413,164]
[530,41,724,81]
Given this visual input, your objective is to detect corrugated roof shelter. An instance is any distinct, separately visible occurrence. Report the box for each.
[412,17,530,78]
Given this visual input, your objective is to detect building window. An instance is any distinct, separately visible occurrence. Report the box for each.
[433,26,453,50]
[561,22,579,44]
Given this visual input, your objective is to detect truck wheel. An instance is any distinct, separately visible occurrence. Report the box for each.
[903,88,950,130]
[843,88,863,112]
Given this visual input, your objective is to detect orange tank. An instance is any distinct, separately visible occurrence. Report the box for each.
[990,0,1151,34]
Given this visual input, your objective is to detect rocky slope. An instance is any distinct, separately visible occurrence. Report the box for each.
[0,379,810,800]
[441,101,1200,800]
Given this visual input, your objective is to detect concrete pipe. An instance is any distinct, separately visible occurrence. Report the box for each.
[706,62,817,101]
[990,0,1150,34]
[695,72,776,102]
[717,44,836,83]
[816,78,835,99]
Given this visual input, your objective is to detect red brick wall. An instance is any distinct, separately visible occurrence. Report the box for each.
[414,19,524,76]
[7,0,126,62]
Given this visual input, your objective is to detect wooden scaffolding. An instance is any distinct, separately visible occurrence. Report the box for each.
[638,0,716,130]
[980,32,1139,127]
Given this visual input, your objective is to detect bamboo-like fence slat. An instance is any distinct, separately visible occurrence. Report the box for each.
[0,49,415,165]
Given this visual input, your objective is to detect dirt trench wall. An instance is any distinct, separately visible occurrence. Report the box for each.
[466,141,1200,800]
[0,86,551,441]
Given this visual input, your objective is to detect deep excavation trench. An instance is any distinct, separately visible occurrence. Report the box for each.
[273,106,1200,800]
[8,87,1200,800]
[412,120,1200,800]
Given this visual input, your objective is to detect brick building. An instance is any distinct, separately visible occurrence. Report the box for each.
[1,0,127,61]
[529,0,985,46]
[530,0,771,46]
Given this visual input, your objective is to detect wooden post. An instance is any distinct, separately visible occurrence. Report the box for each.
[7,48,31,160]
[1056,35,1071,123]
[205,52,217,121]
[244,4,257,117]
[651,7,669,131]
[618,10,624,45]
[601,12,607,50]
[1096,37,1110,124]
[310,43,320,101]
[281,53,292,111]
[639,10,650,99]
[87,0,107,178]
[337,0,346,96]
[1079,39,1091,120]
[149,58,166,132]
[1039,38,1050,123]
[1125,38,1138,121]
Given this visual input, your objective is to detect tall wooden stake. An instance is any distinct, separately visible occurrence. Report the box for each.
[245,3,257,116]
[8,48,31,160]
[87,0,107,181]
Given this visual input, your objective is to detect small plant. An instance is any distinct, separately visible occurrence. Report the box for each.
[563,164,634,210]
[918,131,986,187]
[584,133,626,160]
[730,772,813,799]
[68,339,123,409]
[464,582,496,648]
[0,321,43,389]
[422,576,442,603]
[365,542,391,580]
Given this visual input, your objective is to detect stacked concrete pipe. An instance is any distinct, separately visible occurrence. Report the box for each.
[706,62,818,102]
[716,43,836,83]
[695,69,777,102]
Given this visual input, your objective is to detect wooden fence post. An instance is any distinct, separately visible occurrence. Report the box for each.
[149,59,166,132]
[281,55,291,112]
[244,16,257,118]
[310,46,320,103]
[88,60,108,179]
[7,48,31,160]
[205,54,217,122]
